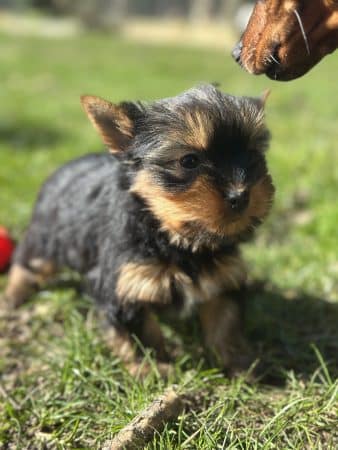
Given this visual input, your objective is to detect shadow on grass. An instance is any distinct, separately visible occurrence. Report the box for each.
[2,274,337,386]
[154,280,338,385]
[246,282,338,384]
[161,281,338,385]
[0,119,69,150]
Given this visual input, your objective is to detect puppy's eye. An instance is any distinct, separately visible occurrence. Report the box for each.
[180,154,200,170]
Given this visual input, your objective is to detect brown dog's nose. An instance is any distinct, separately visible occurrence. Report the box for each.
[232,41,243,63]
[227,189,249,213]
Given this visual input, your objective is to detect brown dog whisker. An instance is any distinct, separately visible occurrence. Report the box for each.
[242,47,256,73]
[269,54,281,66]
[293,8,311,55]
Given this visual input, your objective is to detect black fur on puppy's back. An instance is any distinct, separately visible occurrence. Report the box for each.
[14,153,127,274]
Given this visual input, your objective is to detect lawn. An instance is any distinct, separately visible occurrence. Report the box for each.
[0,32,337,449]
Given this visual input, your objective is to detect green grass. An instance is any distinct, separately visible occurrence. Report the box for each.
[0,32,337,449]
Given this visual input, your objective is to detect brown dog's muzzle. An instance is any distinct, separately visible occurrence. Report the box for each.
[233,0,338,81]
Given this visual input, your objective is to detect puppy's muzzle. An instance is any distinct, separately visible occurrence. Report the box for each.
[226,189,250,213]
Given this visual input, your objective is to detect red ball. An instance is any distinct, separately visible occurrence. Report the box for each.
[0,227,15,272]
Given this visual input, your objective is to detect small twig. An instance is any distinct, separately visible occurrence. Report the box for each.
[181,426,202,448]
[103,387,186,450]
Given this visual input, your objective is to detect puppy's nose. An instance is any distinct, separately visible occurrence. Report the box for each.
[232,41,243,63]
[227,189,249,213]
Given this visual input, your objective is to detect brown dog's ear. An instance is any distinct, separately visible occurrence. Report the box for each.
[81,95,134,153]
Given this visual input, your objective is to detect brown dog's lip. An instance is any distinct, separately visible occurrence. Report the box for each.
[266,66,303,81]
[265,53,309,81]
[264,38,321,81]
[236,38,311,81]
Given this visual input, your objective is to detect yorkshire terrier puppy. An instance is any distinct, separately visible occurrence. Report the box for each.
[3,84,274,376]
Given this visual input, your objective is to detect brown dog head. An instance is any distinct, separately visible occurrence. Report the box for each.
[233,0,338,81]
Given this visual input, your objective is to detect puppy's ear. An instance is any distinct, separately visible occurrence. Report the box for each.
[260,89,271,107]
[81,95,135,153]
[251,89,271,110]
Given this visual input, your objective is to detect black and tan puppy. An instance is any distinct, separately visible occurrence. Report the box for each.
[3,85,274,376]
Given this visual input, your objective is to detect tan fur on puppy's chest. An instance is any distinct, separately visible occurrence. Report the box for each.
[116,254,247,307]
